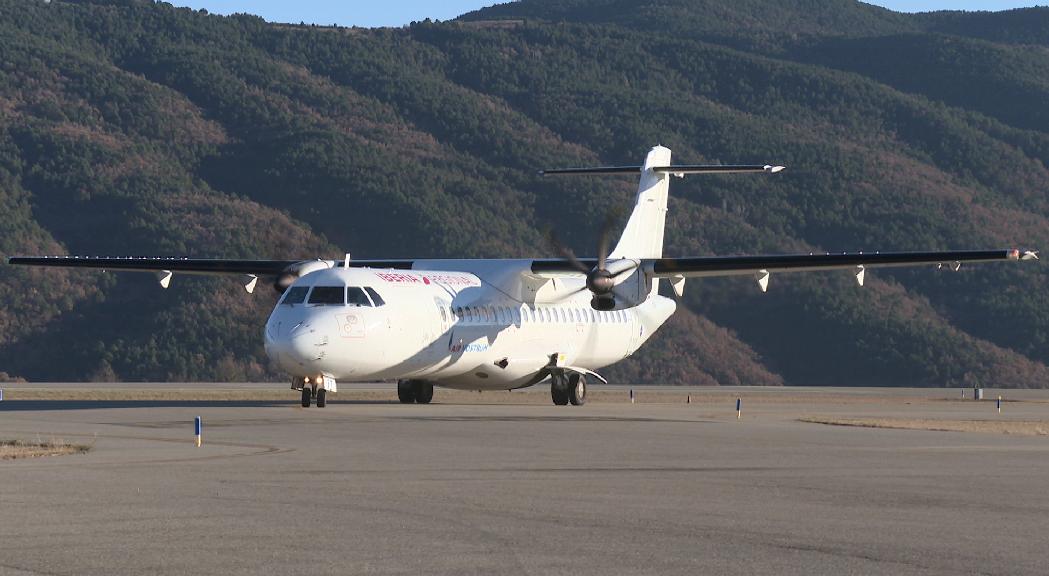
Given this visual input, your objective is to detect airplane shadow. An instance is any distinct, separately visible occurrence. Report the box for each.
[0,399,402,411]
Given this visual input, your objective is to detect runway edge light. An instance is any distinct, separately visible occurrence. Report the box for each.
[736,397,742,420]
[195,416,202,447]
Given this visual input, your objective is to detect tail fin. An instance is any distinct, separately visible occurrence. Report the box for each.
[538,145,783,263]
[609,146,672,260]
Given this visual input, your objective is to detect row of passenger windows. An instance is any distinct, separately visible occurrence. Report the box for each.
[441,304,631,325]
[281,285,386,307]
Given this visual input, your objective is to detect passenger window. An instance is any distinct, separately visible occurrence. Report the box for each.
[347,287,371,307]
[455,307,463,320]
[466,307,475,322]
[281,286,309,306]
[365,287,385,306]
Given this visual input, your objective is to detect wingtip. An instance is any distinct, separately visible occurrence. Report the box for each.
[1010,249,1039,261]
[765,165,786,173]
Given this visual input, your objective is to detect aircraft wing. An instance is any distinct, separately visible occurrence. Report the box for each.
[6,256,415,275]
[6,256,416,292]
[7,256,302,276]
[644,249,1038,290]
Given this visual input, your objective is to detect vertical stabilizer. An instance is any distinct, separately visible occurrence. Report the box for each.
[609,146,671,260]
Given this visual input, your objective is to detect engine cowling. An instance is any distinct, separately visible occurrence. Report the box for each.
[273,259,333,293]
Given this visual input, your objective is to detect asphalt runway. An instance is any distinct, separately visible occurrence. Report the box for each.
[2,385,1048,575]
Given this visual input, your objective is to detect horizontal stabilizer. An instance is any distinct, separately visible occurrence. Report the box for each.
[540,164,783,176]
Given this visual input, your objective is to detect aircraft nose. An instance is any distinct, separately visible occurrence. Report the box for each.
[266,321,325,368]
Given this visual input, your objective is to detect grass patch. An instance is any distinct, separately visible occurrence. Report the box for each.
[1,438,92,460]
[800,417,1049,436]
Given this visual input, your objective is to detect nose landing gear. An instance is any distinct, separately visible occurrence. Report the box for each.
[295,375,333,408]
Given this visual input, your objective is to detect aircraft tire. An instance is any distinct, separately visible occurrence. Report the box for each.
[397,380,416,404]
[301,387,312,408]
[414,381,434,404]
[316,388,327,408]
[551,376,569,406]
[568,374,587,406]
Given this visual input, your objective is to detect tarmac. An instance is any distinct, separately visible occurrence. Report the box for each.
[1,384,1048,575]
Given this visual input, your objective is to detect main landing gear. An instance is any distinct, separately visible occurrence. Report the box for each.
[550,373,586,406]
[296,375,331,408]
[397,380,434,404]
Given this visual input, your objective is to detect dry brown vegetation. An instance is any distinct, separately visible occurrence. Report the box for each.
[0,439,91,460]
[800,416,1049,436]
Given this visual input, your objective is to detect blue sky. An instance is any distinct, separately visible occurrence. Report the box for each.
[169,1,1047,28]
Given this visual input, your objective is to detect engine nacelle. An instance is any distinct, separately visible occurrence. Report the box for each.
[273,259,334,293]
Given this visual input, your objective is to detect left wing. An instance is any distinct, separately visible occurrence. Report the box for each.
[645,249,1038,292]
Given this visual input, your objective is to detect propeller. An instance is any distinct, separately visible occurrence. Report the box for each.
[546,214,636,311]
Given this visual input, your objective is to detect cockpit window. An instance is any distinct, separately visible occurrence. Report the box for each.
[308,286,345,305]
[365,287,385,307]
[347,287,371,307]
[281,286,309,306]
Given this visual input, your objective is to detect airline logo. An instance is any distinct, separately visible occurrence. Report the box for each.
[375,272,480,287]
[449,339,489,353]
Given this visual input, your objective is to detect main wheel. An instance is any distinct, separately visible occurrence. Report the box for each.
[397,380,416,404]
[301,386,312,407]
[551,375,569,406]
[414,381,434,404]
[316,388,327,408]
[568,374,587,406]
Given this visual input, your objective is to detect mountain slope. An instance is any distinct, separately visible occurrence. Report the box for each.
[0,0,1046,387]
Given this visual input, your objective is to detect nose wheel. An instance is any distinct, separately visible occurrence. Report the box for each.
[297,376,331,407]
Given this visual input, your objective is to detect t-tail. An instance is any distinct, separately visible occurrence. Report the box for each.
[541,146,784,299]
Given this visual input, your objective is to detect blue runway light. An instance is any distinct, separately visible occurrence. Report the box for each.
[195,416,202,447]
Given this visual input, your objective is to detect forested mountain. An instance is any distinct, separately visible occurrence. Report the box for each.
[1,0,1047,387]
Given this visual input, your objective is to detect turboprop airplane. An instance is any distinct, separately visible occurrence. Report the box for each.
[9,146,1040,407]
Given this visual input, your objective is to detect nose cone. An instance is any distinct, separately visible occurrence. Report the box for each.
[265,320,326,373]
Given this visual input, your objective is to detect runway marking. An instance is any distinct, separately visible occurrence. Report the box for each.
[0,561,71,576]
[0,429,293,468]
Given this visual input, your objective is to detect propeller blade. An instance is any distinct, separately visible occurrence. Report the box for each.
[596,213,617,271]
[544,228,590,274]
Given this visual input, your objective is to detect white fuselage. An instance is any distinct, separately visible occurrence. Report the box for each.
[264,263,675,390]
